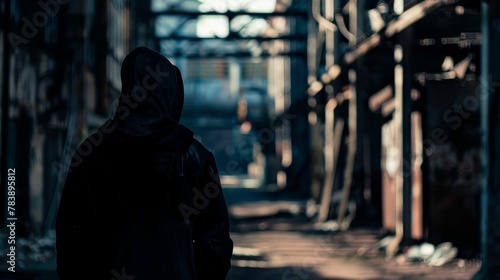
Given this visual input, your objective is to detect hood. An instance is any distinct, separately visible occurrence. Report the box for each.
[113,46,186,134]
[108,46,193,152]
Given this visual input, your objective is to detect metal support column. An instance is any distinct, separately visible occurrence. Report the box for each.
[400,26,413,247]
[337,0,360,229]
[475,0,500,278]
[388,42,413,249]
[386,0,413,255]
[309,0,325,203]
[1,0,11,225]
[288,5,311,197]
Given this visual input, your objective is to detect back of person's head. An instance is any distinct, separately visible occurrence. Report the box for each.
[114,46,185,135]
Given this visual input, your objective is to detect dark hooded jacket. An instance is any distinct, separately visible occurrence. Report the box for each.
[55,46,233,280]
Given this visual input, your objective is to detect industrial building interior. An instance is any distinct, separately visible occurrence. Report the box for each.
[1,0,499,279]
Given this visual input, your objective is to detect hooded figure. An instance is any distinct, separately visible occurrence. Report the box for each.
[56,46,233,280]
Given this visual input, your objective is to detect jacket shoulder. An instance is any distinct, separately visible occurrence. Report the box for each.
[176,138,216,176]
[188,138,211,157]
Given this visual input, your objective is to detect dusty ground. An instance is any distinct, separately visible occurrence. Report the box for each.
[225,187,482,280]
[0,185,482,279]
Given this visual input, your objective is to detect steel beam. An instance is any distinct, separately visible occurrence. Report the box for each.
[156,34,308,42]
[161,51,307,58]
[150,10,308,18]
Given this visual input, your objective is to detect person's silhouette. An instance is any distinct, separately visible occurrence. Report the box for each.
[55,46,233,280]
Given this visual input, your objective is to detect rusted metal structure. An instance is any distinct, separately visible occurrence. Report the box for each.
[307,0,482,262]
